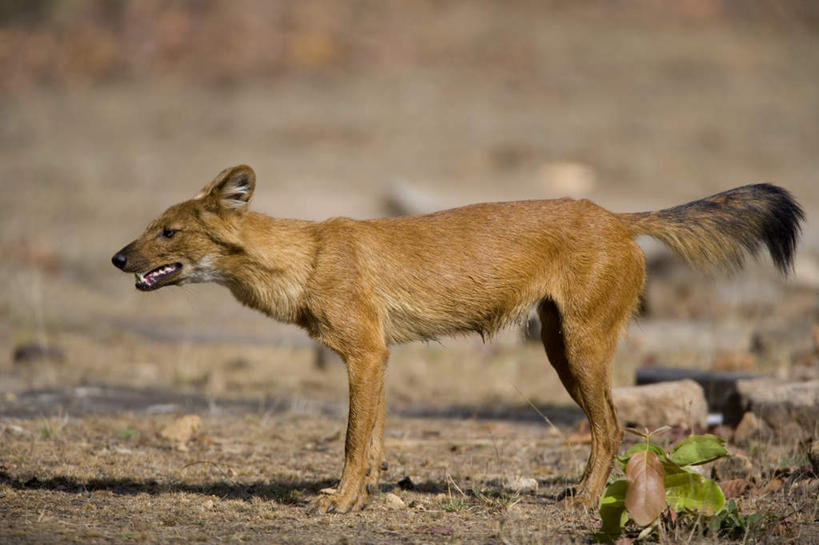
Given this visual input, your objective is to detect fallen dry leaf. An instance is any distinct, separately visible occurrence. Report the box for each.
[719,478,752,498]
[384,492,406,510]
[625,449,666,526]
[754,478,783,497]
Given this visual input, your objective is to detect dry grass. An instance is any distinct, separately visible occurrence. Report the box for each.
[1,412,816,544]
[0,413,588,544]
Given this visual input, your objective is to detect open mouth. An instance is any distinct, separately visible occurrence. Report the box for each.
[135,263,182,291]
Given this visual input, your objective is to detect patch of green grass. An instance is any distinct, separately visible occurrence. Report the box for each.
[439,496,465,512]
[117,426,139,440]
[39,426,56,439]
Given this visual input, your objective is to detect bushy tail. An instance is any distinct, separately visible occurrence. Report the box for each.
[619,184,804,273]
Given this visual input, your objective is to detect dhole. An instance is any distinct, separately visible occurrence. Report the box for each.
[112,165,803,512]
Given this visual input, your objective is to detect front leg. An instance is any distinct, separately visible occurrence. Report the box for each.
[364,377,386,494]
[312,346,387,513]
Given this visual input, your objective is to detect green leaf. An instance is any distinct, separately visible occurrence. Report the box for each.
[664,468,725,514]
[669,434,727,467]
[597,479,628,541]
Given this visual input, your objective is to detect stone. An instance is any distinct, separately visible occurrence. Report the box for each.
[613,379,708,431]
[733,411,769,444]
[727,378,785,426]
[159,414,202,447]
[635,367,760,425]
[505,476,538,493]
[712,448,754,481]
[384,492,406,509]
[746,380,819,439]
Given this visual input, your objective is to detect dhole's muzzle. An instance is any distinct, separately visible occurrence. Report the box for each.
[111,241,183,291]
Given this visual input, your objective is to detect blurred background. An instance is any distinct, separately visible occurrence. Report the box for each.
[1,0,818,416]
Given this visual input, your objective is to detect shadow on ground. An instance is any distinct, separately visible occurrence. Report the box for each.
[0,470,577,504]
[0,470,334,505]
[0,385,585,426]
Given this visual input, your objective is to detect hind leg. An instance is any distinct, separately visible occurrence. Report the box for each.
[538,299,624,505]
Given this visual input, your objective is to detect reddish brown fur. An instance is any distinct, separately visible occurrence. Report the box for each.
[112,165,802,513]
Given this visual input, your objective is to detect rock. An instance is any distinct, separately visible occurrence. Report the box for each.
[745,380,819,439]
[635,367,760,424]
[728,378,785,426]
[384,492,406,509]
[712,448,754,481]
[733,411,769,444]
[734,377,781,400]
[159,414,202,448]
[505,476,538,493]
[2,423,25,435]
[613,379,708,430]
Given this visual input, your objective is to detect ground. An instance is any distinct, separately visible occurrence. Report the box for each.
[1,3,818,543]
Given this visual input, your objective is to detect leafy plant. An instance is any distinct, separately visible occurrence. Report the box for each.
[597,430,728,542]
[707,498,762,540]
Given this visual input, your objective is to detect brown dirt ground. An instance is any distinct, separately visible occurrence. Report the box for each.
[2,2,819,544]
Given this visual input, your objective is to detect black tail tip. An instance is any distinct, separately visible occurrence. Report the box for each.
[752,184,804,274]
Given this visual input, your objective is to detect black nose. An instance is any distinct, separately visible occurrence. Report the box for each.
[112,252,128,270]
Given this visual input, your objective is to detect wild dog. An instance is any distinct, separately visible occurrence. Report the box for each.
[112,165,803,512]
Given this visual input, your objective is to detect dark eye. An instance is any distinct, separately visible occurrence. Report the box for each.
[161,228,179,239]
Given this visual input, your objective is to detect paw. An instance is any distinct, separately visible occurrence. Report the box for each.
[307,487,368,514]
[307,493,346,514]
[560,487,595,509]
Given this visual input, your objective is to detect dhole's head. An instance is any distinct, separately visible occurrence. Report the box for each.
[111,165,255,291]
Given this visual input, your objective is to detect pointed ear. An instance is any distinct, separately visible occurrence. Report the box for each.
[197,165,256,212]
